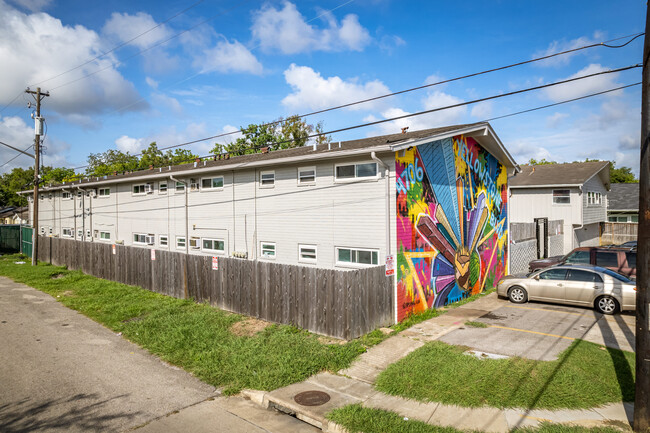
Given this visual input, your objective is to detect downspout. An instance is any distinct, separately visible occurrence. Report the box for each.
[76,187,85,241]
[371,152,391,256]
[573,185,584,249]
[170,176,189,255]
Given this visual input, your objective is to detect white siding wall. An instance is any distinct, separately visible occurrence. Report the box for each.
[36,153,396,270]
[582,175,608,225]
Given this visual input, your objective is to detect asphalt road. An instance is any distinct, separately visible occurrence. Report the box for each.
[439,298,635,361]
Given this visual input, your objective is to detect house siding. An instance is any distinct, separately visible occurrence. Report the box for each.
[582,175,608,225]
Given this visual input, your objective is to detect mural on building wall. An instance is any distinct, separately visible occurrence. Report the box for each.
[396,135,508,321]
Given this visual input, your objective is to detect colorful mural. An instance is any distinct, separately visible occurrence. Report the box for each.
[396,135,508,321]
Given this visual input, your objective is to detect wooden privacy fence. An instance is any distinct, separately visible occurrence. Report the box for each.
[37,237,394,340]
[600,222,638,245]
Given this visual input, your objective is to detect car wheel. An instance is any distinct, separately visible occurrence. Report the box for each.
[595,296,619,315]
[508,286,528,304]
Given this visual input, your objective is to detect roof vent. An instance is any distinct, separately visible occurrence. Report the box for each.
[401,127,409,134]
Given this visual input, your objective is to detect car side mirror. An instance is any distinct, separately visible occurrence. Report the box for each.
[534,275,540,281]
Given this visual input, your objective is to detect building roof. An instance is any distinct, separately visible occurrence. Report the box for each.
[509,161,610,189]
[0,206,27,218]
[608,183,639,211]
[32,122,517,192]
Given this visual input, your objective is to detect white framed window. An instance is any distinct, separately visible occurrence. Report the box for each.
[336,247,379,266]
[48,227,53,235]
[62,192,72,200]
[77,229,83,239]
[201,176,224,190]
[99,231,110,241]
[260,171,275,187]
[202,238,225,253]
[175,181,186,193]
[77,191,82,198]
[587,191,602,206]
[176,237,186,249]
[298,166,316,185]
[133,183,153,195]
[190,178,199,191]
[159,235,168,247]
[98,187,110,197]
[40,226,45,234]
[335,162,378,181]
[85,190,91,197]
[299,244,317,263]
[552,189,570,204]
[134,233,155,245]
[86,229,91,239]
[159,182,168,194]
[62,228,73,238]
[260,242,276,259]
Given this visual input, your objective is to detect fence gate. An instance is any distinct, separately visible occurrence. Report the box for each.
[20,226,33,257]
[0,225,21,252]
[534,217,548,259]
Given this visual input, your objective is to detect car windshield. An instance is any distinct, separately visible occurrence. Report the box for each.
[601,268,633,283]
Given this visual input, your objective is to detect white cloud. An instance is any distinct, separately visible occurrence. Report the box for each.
[545,112,569,128]
[544,64,620,103]
[0,2,146,116]
[151,93,183,115]
[115,135,146,153]
[532,33,602,67]
[251,1,371,54]
[145,77,158,89]
[421,90,467,125]
[470,101,492,119]
[508,140,552,164]
[282,64,390,111]
[198,38,263,75]
[7,0,51,12]
[0,116,35,173]
[378,34,405,54]
[618,134,638,150]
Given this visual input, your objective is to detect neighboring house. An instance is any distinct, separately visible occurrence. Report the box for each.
[25,122,518,320]
[0,207,28,225]
[509,161,610,254]
[607,183,639,223]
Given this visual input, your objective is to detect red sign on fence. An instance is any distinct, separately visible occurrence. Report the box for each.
[151,249,156,261]
[112,244,116,255]
[385,254,395,276]
[212,256,219,270]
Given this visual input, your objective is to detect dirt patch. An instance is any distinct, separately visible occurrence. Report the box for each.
[480,312,507,321]
[61,290,74,297]
[317,336,347,345]
[51,273,66,279]
[230,318,272,337]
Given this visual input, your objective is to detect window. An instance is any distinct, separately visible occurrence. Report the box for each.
[565,250,590,264]
[62,192,72,200]
[77,191,82,198]
[631,215,639,223]
[587,191,602,206]
[298,166,316,184]
[86,229,91,239]
[159,182,168,194]
[98,188,110,197]
[176,237,186,249]
[567,269,602,283]
[77,230,83,239]
[261,242,276,258]
[260,171,275,187]
[190,178,199,191]
[595,251,619,268]
[40,227,45,234]
[626,252,636,268]
[175,182,186,193]
[552,189,570,204]
[48,227,52,234]
[189,237,200,249]
[134,233,154,245]
[335,162,378,181]
[337,247,379,265]
[299,244,317,263]
[133,183,153,195]
[539,268,567,280]
[201,177,224,190]
[99,231,110,240]
[62,228,73,237]
[159,235,168,247]
[202,238,225,253]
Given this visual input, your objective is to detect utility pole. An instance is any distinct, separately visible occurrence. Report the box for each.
[25,87,49,266]
[635,4,650,433]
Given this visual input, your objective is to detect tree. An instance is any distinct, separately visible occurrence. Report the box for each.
[610,162,638,183]
[526,158,556,165]
[86,149,139,176]
[0,165,75,208]
[210,116,330,156]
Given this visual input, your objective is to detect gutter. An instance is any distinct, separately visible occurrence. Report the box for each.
[371,152,391,256]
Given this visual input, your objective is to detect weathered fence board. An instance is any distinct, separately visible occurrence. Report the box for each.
[37,236,393,339]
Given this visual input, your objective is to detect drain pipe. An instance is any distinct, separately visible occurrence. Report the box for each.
[170,176,189,255]
[371,152,391,256]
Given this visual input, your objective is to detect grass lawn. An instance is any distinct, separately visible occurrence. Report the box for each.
[0,255,370,395]
[375,340,635,409]
[328,404,624,433]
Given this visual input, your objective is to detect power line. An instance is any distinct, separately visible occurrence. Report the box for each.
[0,144,34,169]
[63,66,640,175]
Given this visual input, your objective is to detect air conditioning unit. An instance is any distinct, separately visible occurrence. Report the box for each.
[190,178,199,191]
[145,184,153,194]
[146,235,155,245]
[90,189,97,198]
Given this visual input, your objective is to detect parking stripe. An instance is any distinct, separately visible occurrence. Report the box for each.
[488,325,576,340]
[503,305,588,317]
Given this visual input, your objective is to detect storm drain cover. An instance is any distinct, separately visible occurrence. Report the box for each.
[294,390,331,406]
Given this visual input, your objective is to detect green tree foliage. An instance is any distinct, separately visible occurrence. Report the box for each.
[526,158,557,165]
[210,116,330,156]
[0,165,75,208]
[85,143,198,176]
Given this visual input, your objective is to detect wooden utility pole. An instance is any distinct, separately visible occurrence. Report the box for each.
[635,4,650,432]
[25,87,49,266]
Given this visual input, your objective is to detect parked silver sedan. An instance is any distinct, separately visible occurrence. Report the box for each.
[497,265,636,314]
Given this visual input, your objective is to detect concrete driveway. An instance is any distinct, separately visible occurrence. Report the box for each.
[439,298,636,360]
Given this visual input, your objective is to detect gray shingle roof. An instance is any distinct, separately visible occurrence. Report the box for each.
[608,183,639,211]
[509,161,610,187]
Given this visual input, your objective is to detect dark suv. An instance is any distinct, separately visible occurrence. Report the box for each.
[528,247,636,279]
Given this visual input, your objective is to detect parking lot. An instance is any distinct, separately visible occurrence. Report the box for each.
[439,298,636,361]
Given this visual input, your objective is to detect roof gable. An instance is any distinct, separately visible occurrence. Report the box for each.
[509,161,610,188]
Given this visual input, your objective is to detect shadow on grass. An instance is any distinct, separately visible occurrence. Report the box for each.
[0,393,139,433]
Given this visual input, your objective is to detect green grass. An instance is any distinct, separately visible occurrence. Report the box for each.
[0,255,366,394]
[464,321,488,328]
[375,340,635,409]
[328,405,625,433]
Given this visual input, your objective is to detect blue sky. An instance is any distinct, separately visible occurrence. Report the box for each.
[0,0,645,175]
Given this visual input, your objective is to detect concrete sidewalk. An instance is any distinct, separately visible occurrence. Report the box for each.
[252,293,634,432]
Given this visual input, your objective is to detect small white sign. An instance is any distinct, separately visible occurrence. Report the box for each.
[212,256,219,270]
[151,249,156,261]
[385,254,395,276]
[112,244,116,255]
